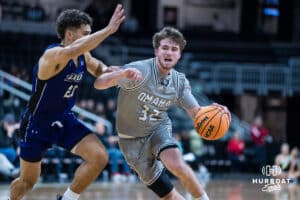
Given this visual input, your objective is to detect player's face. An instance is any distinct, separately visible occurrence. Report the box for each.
[155,38,181,73]
[68,24,91,43]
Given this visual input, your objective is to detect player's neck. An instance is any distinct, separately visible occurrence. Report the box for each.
[61,39,72,47]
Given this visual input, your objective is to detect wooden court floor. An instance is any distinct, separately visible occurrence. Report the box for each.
[0,179,299,200]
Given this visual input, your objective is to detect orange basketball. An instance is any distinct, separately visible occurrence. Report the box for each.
[194,105,230,140]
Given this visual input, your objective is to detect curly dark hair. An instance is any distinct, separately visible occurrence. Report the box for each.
[56,9,93,39]
[152,27,186,51]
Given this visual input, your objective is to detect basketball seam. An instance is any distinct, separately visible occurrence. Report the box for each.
[225,114,229,130]
[212,111,224,140]
[199,109,221,137]
[195,107,219,121]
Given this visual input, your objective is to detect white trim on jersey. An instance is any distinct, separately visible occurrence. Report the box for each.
[32,83,47,116]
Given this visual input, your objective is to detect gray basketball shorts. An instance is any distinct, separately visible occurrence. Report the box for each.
[118,125,178,185]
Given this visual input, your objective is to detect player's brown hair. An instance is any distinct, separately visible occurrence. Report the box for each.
[152,27,186,51]
[56,9,93,39]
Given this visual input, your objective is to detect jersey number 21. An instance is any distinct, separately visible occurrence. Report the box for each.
[64,85,78,98]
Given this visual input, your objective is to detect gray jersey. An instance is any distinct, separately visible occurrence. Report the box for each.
[117,58,198,138]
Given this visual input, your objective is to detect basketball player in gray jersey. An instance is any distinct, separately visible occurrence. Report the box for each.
[94,27,230,200]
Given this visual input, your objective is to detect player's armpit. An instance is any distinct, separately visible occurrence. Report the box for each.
[38,47,69,80]
[85,52,109,77]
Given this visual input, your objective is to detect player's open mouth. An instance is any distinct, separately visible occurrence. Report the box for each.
[164,58,172,62]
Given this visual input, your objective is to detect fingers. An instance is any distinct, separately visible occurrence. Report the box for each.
[125,68,142,80]
[113,4,123,17]
[108,4,126,33]
[116,6,125,21]
[129,70,142,80]
[212,103,231,122]
[108,66,121,72]
[115,4,125,22]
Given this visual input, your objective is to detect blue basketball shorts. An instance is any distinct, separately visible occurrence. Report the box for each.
[19,110,92,162]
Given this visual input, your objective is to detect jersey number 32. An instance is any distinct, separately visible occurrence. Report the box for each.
[138,105,161,121]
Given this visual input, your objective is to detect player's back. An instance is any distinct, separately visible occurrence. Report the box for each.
[28,44,87,119]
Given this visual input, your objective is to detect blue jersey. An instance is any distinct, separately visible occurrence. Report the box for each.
[19,44,92,162]
[28,44,87,118]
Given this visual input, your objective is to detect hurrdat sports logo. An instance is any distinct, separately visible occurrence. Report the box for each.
[252,165,291,192]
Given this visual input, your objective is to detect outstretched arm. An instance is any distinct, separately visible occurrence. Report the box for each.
[94,68,142,90]
[38,4,125,80]
[84,52,121,77]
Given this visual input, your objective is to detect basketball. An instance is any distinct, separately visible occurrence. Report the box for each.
[194,105,230,140]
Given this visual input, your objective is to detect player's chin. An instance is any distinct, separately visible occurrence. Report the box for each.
[162,63,174,70]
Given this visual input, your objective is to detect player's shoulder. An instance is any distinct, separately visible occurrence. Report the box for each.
[44,43,62,52]
[42,44,63,58]
[125,58,153,69]
[171,68,187,81]
[124,58,154,76]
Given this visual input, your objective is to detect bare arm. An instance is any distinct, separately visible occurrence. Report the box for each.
[186,105,202,121]
[38,4,125,80]
[85,52,107,77]
[53,4,124,60]
[85,52,121,77]
[94,68,142,90]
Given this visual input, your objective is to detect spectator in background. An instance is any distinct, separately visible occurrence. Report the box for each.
[95,102,106,118]
[86,98,95,112]
[227,131,246,171]
[0,153,19,179]
[189,129,204,168]
[250,115,271,169]
[95,122,134,183]
[288,147,300,183]
[0,113,19,165]
[274,144,299,200]
[274,143,290,179]
[0,113,20,179]
[106,98,116,130]
[163,7,177,27]
[23,0,46,22]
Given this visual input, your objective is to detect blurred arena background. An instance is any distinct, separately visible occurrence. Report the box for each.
[0,0,300,199]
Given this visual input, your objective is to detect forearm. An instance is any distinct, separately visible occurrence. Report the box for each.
[91,62,108,78]
[94,70,126,90]
[187,105,201,121]
[68,27,112,57]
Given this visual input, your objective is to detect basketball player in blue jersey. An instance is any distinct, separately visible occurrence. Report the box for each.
[9,4,141,200]
[94,27,231,200]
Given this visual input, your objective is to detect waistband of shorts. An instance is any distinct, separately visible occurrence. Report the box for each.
[118,132,136,139]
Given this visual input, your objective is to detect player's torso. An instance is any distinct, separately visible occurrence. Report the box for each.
[28,46,86,119]
[117,58,180,137]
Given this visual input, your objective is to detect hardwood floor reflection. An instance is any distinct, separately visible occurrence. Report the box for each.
[0,180,299,200]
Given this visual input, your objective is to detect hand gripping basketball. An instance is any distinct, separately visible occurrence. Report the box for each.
[194,104,231,140]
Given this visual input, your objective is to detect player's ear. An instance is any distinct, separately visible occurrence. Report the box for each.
[65,29,73,40]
